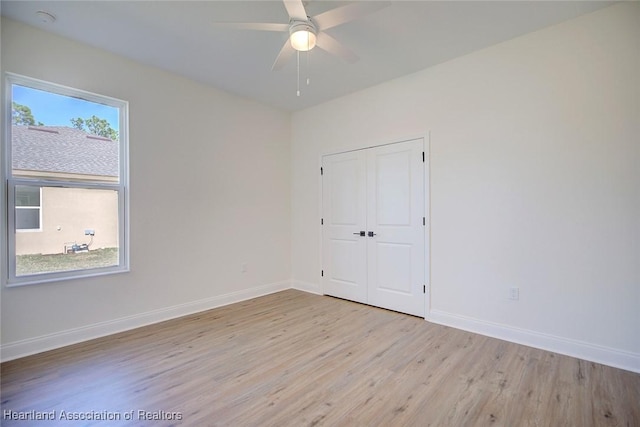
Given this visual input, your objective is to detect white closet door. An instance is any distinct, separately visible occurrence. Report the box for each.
[322,150,368,304]
[366,140,425,317]
[322,139,426,317]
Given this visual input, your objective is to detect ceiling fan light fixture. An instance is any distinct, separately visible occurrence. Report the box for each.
[289,22,316,51]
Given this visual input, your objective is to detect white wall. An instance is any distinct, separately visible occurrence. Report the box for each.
[1,18,292,358]
[291,3,639,372]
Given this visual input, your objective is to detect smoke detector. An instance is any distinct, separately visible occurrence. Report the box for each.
[35,10,56,24]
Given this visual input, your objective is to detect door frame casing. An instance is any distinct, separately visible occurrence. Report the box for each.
[319,133,431,319]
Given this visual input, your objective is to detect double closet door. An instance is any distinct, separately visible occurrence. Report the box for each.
[322,139,426,317]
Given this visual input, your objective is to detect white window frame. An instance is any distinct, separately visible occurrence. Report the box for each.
[3,73,129,286]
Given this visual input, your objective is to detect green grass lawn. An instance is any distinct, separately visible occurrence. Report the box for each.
[16,247,119,276]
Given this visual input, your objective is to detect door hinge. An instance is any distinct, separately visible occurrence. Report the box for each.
[422,152,425,162]
[423,217,425,226]
[423,285,426,293]
[321,270,324,277]
[320,166,323,175]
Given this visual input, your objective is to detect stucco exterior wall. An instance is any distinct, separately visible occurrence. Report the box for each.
[15,187,118,255]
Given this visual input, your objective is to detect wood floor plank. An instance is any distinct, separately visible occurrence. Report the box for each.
[2,290,639,426]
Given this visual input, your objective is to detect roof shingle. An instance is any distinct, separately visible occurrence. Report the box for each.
[12,125,118,177]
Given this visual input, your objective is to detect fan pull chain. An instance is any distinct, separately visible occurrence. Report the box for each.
[306,49,310,86]
[296,51,300,97]
[306,37,310,86]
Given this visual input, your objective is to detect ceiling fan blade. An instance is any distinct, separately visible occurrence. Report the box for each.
[214,22,289,32]
[272,40,295,71]
[283,0,308,21]
[313,1,391,31]
[315,32,358,63]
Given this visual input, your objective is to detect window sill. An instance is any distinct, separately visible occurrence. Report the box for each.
[5,266,130,287]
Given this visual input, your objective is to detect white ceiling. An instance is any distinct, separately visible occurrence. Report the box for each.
[1,1,615,111]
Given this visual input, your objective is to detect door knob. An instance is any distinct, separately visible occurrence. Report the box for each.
[353,231,365,236]
[368,231,377,237]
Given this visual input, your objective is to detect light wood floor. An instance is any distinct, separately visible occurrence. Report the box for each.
[2,290,639,426]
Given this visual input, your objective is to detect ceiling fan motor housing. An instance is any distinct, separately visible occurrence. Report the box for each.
[289,20,317,51]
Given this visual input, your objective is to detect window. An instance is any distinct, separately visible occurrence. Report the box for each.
[4,73,129,285]
[15,186,42,231]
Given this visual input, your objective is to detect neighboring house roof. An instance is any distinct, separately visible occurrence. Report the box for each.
[12,125,118,177]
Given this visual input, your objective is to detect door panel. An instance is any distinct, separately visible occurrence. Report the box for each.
[330,159,359,225]
[367,140,425,316]
[322,151,368,303]
[375,242,412,293]
[330,239,359,284]
[376,150,412,226]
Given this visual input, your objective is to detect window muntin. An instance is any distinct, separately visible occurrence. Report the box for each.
[4,73,129,286]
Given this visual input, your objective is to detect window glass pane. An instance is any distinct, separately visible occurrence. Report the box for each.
[15,185,40,206]
[11,84,120,182]
[16,208,40,230]
[15,187,119,277]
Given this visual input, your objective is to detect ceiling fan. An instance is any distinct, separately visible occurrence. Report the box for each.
[217,0,390,71]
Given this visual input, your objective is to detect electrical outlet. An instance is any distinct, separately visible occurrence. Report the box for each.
[509,287,519,301]
[241,263,247,273]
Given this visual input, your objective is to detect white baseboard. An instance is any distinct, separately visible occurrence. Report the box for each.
[0,280,291,362]
[427,309,640,374]
[291,280,322,295]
